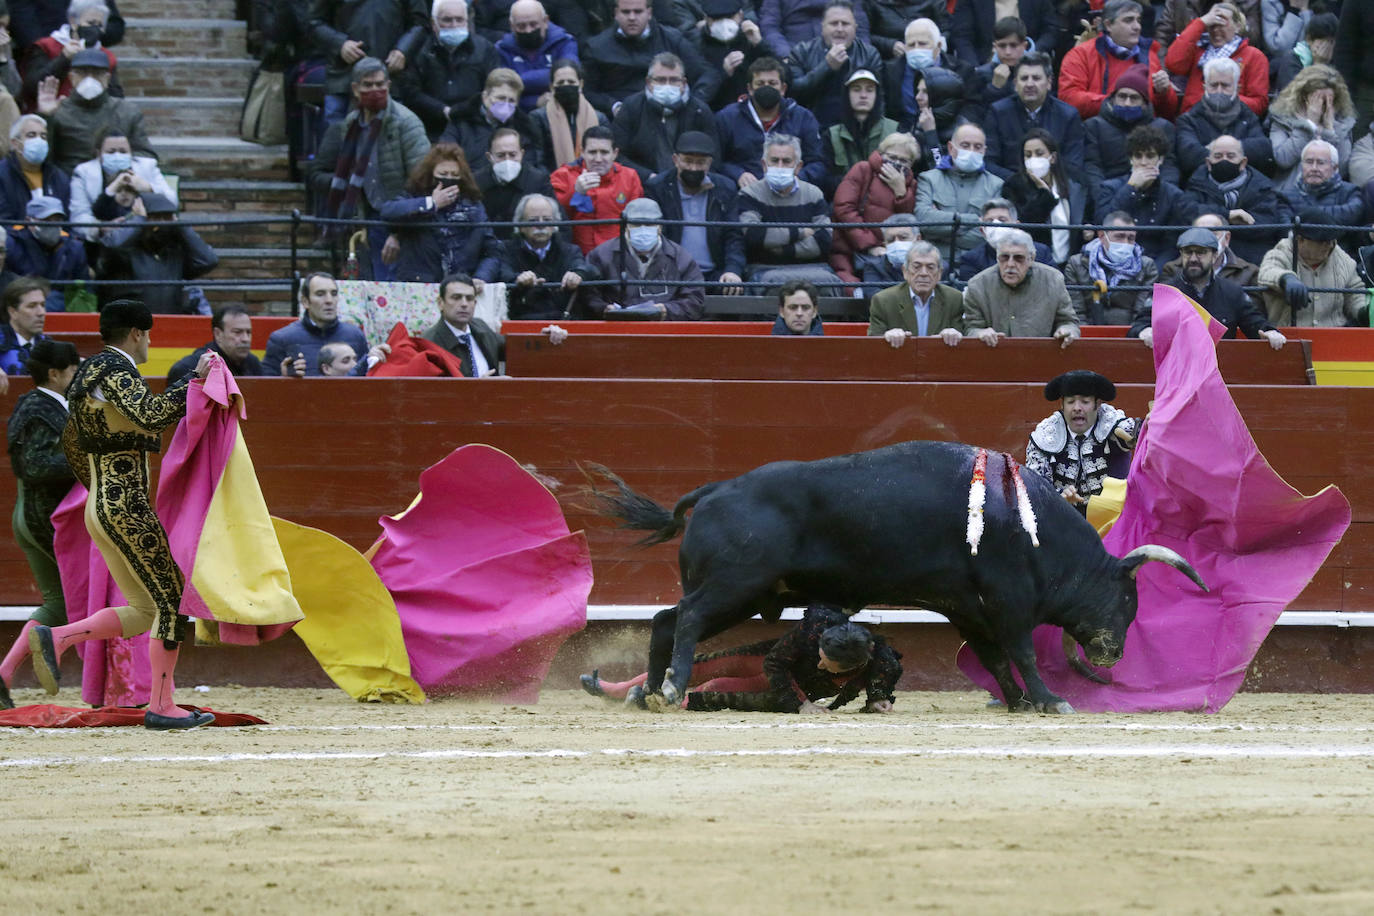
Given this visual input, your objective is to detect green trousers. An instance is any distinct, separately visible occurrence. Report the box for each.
[12,489,68,628]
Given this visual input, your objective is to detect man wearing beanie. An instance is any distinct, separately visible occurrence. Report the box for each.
[685,606,903,714]
[28,299,217,729]
[1059,0,1177,119]
[1025,369,1137,513]
[1083,65,1181,202]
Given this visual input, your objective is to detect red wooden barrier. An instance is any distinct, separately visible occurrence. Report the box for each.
[0,378,1368,616]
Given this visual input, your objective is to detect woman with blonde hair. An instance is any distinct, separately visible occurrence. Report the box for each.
[1268,64,1356,186]
[830,131,920,285]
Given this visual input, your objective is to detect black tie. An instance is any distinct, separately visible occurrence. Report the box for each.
[456,333,476,376]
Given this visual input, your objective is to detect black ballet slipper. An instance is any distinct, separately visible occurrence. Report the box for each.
[27,626,59,695]
[579,669,605,697]
[144,709,216,731]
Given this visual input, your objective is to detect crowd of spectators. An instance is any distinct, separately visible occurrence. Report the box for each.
[4,0,1374,386]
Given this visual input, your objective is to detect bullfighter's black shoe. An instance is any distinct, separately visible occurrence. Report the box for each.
[579,669,604,697]
[145,709,216,730]
[0,676,12,709]
[28,625,59,695]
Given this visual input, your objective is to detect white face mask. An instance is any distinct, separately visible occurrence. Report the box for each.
[1025,155,1051,178]
[708,18,740,42]
[984,225,1010,247]
[492,159,521,182]
[74,76,104,100]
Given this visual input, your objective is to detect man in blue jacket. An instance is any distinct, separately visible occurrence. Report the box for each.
[644,130,746,291]
[714,56,826,188]
[982,51,1085,181]
[495,0,579,111]
[263,272,386,377]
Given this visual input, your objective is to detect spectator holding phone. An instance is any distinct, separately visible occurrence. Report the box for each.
[68,127,176,241]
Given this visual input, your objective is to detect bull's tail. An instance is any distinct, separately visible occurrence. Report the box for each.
[581,463,719,547]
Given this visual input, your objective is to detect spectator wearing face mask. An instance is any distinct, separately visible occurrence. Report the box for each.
[94,192,217,313]
[21,0,122,110]
[531,59,610,170]
[495,0,579,112]
[830,131,918,285]
[695,0,769,111]
[855,213,918,299]
[583,196,705,319]
[1183,133,1290,265]
[738,131,842,290]
[1063,210,1157,326]
[642,130,746,292]
[441,68,549,172]
[1083,66,1179,206]
[379,143,502,283]
[0,114,68,226]
[883,18,974,130]
[999,127,1089,266]
[68,127,175,242]
[471,126,554,223]
[714,56,828,189]
[40,48,152,174]
[10,0,125,50]
[914,122,1004,260]
[1174,57,1272,179]
[612,52,720,182]
[949,197,1054,285]
[395,0,501,140]
[6,196,89,311]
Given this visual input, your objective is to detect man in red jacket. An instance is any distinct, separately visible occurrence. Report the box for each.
[1059,0,1178,120]
[550,125,644,254]
[1164,2,1269,117]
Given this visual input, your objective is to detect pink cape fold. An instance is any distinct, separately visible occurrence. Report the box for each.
[957,284,1350,712]
[368,444,592,703]
[52,484,149,707]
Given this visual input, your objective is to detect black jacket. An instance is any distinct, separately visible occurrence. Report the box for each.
[12,0,124,47]
[441,100,550,173]
[308,0,429,94]
[1131,274,1274,340]
[0,154,69,225]
[612,92,721,181]
[581,24,710,116]
[950,0,1057,67]
[1096,176,1196,265]
[473,161,555,224]
[999,171,1090,261]
[494,237,597,320]
[1182,166,1291,265]
[982,95,1086,181]
[96,220,218,314]
[1083,101,1179,203]
[395,33,502,139]
[866,0,947,54]
[1334,0,1374,89]
[167,342,269,385]
[1175,100,1274,179]
[784,36,885,128]
[693,27,770,110]
[644,168,747,280]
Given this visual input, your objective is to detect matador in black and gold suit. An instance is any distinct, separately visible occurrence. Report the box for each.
[64,346,193,643]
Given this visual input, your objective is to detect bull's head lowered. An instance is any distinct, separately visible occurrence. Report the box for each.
[1062,545,1208,683]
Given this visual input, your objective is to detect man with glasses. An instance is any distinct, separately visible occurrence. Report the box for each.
[611,52,720,182]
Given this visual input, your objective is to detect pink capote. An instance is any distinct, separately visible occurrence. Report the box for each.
[368,445,592,702]
[957,285,1351,712]
[52,484,149,707]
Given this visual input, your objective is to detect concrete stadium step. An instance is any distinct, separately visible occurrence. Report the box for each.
[141,97,245,136]
[119,58,256,98]
[179,179,306,214]
[119,19,248,58]
[129,0,238,20]
[153,136,290,182]
[187,210,296,247]
[213,248,332,282]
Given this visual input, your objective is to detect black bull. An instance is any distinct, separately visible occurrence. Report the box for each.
[588,440,1207,713]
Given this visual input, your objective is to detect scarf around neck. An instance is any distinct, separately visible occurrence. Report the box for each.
[1084,237,1142,288]
[545,94,600,167]
[325,113,384,225]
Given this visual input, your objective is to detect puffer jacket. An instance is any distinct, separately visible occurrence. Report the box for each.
[830,151,916,282]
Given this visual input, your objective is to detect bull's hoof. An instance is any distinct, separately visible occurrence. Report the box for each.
[659,670,682,707]
[624,685,648,710]
[1039,700,1075,714]
[579,669,605,698]
[1004,697,1034,713]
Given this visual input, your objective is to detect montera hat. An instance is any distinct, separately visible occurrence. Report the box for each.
[1045,369,1116,402]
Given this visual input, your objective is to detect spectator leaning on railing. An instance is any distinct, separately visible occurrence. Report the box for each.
[962,227,1079,349]
[1257,211,1368,328]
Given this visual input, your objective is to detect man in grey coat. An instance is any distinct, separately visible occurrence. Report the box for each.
[962,228,1079,347]
[914,123,1004,260]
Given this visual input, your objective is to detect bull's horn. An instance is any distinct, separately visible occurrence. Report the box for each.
[1120,545,1209,592]
[1062,631,1111,685]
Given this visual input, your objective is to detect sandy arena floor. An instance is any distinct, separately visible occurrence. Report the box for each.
[3,686,1373,915]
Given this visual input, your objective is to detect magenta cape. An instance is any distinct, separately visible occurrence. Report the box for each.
[956,285,1351,712]
[368,444,592,703]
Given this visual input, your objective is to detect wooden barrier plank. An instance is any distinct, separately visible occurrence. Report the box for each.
[505,334,1313,385]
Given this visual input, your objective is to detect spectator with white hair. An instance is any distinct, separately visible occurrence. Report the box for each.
[494,0,580,112]
[1267,65,1356,188]
[1278,140,1365,229]
[20,0,122,109]
[961,227,1079,347]
[1257,209,1368,328]
[494,192,596,320]
[0,114,68,225]
[882,18,972,129]
[1164,1,1269,117]
[830,130,918,285]
[1174,57,1272,178]
[738,131,841,290]
[396,0,502,139]
[915,122,1004,260]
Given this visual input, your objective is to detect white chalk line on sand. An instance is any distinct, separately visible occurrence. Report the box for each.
[4,743,1374,769]
[13,720,1374,738]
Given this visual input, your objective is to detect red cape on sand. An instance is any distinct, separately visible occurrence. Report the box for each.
[0,704,265,728]
[957,285,1350,712]
[368,444,593,703]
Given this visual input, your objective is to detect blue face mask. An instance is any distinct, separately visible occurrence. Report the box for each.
[21,137,48,165]
[765,166,796,192]
[1106,240,1136,260]
[952,148,983,173]
[1114,104,1143,122]
[628,226,659,252]
[649,83,683,107]
[102,151,132,173]
[438,27,468,47]
[885,241,912,268]
[906,48,935,70]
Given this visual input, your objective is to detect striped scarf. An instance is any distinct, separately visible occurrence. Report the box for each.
[1198,35,1242,69]
[324,113,385,226]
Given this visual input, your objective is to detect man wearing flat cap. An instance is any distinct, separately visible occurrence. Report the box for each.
[42,46,153,173]
[643,129,745,293]
[1129,226,1286,349]
[98,191,218,313]
[583,196,705,318]
[6,195,88,310]
[1026,369,1138,513]
[1257,208,1369,327]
